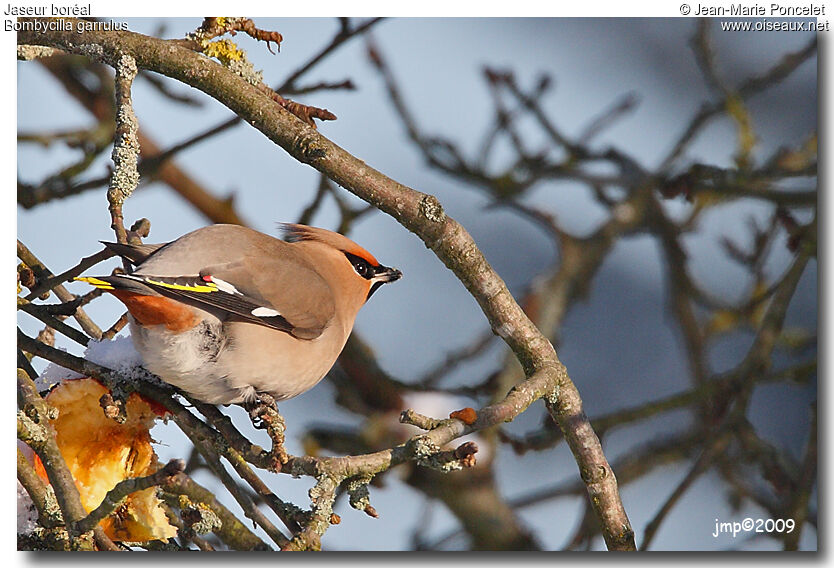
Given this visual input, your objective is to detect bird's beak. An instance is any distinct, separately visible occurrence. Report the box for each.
[374,265,403,284]
[366,265,402,301]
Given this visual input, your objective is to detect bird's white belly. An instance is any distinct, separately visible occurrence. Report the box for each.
[129,317,347,404]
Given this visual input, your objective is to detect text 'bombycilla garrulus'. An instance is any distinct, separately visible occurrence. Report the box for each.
[78,224,402,404]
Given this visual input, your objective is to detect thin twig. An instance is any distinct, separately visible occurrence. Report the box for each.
[278,18,384,92]
[783,405,817,550]
[101,313,129,340]
[24,246,115,301]
[17,299,90,347]
[641,430,732,550]
[17,240,102,339]
[107,54,140,245]
[75,459,186,533]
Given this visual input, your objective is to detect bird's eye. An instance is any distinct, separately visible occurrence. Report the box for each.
[353,260,370,278]
[345,251,375,280]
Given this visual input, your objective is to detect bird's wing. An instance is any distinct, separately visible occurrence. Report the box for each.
[90,253,335,339]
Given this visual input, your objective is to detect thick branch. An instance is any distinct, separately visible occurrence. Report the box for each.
[162,472,271,551]
[18,449,61,529]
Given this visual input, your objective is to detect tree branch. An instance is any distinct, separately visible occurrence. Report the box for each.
[17,369,96,549]
[75,459,185,534]
[17,240,102,339]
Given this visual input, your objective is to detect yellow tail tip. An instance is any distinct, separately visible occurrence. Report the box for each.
[74,276,114,290]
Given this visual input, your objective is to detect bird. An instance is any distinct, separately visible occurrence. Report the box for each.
[76,223,402,405]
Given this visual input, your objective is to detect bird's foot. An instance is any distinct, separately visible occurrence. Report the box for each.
[246,393,289,468]
[246,393,278,428]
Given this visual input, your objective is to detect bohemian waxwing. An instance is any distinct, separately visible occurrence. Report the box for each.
[77,223,402,404]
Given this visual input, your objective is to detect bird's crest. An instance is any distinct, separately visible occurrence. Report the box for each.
[281,223,380,267]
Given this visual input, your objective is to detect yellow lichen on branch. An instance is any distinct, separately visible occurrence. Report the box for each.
[202,39,244,63]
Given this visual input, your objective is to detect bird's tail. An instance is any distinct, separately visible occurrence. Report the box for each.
[74,276,116,290]
[74,275,157,295]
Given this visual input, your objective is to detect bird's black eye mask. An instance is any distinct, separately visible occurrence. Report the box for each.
[344,251,377,280]
[343,251,401,301]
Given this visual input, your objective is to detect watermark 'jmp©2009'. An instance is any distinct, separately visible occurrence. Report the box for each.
[713,517,795,538]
